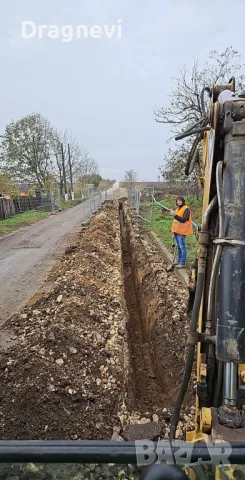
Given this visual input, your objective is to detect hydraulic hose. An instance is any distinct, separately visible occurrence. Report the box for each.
[200,87,211,116]
[183,116,207,133]
[202,195,218,228]
[175,126,210,141]
[170,270,205,440]
[206,162,224,334]
[185,135,202,176]
[206,162,226,405]
[170,195,217,441]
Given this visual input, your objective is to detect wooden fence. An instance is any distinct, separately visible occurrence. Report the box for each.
[0,198,16,221]
[0,193,52,221]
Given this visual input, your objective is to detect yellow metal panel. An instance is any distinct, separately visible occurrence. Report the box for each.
[200,407,211,434]
[194,128,215,436]
[238,364,245,385]
[184,467,198,480]
[186,430,197,442]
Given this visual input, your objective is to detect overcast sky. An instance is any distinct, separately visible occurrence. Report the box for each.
[1,1,245,181]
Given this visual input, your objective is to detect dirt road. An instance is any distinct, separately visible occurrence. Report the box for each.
[0,199,99,325]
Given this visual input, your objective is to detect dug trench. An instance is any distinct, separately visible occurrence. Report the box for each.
[0,200,195,443]
[119,201,195,441]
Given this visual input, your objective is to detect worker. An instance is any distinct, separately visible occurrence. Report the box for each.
[169,196,193,268]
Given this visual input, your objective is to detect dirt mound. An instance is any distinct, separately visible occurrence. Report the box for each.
[0,201,195,443]
[0,204,126,440]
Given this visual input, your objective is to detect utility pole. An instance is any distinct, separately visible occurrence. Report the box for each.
[61,143,68,201]
[67,143,74,200]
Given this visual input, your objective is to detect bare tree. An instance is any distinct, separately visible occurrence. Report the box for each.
[154,47,245,136]
[51,130,99,198]
[77,154,98,182]
[155,48,245,192]
[159,145,202,197]
[124,169,138,185]
[124,169,138,201]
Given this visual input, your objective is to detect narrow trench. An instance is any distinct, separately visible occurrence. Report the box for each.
[119,203,164,413]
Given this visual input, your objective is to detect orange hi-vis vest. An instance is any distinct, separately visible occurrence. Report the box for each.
[172,204,193,235]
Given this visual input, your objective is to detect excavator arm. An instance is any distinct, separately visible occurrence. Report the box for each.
[170,77,245,478]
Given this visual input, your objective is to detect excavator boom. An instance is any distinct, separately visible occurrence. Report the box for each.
[170,77,245,478]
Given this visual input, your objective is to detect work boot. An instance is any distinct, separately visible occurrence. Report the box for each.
[173,261,179,266]
[175,264,186,269]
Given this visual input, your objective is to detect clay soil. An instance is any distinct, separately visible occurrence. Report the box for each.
[0,200,195,442]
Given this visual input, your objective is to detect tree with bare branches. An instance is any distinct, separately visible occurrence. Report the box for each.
[52,130,99,198]
[124,169,138,201]
[156,48,245,191]
[159,145,202,197]
[154,47,245,136]
[124,169,138,185]
[51,130,82,197]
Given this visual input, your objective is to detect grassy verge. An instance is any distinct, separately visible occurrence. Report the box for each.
[60,199,81,209]
[0,210,49,236]
[141,195,202,268]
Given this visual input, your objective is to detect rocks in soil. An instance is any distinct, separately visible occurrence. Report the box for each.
[0,200,195,446]
[122,421,163,441]
[122,203,195,420]
[0,463,144,480]
[0,203,126,441]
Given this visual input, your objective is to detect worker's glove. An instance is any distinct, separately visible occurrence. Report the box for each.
[169,209,175,216]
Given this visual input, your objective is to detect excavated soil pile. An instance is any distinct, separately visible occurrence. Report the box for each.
[0,203,126,440]
[0,200,195,446]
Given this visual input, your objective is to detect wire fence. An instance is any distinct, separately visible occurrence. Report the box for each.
[127,185,200,235]
[128,186,155,223]
[80,190,109,222]
[0,187,114,222]
[76,188,129,223]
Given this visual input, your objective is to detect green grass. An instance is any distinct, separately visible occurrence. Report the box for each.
[141,195,203,268]
[60,199,81,209]
[0,210,49,236]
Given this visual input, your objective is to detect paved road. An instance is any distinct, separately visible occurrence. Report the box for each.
[0,197,102,325]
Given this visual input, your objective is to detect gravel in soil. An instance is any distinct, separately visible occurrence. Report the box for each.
[118,204,195,442]
[0,203,126,441]
[0,200,196,478]
[0,463,144,480]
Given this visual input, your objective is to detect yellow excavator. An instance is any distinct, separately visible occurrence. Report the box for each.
[167,77,245,479]
[2,78,245,480]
